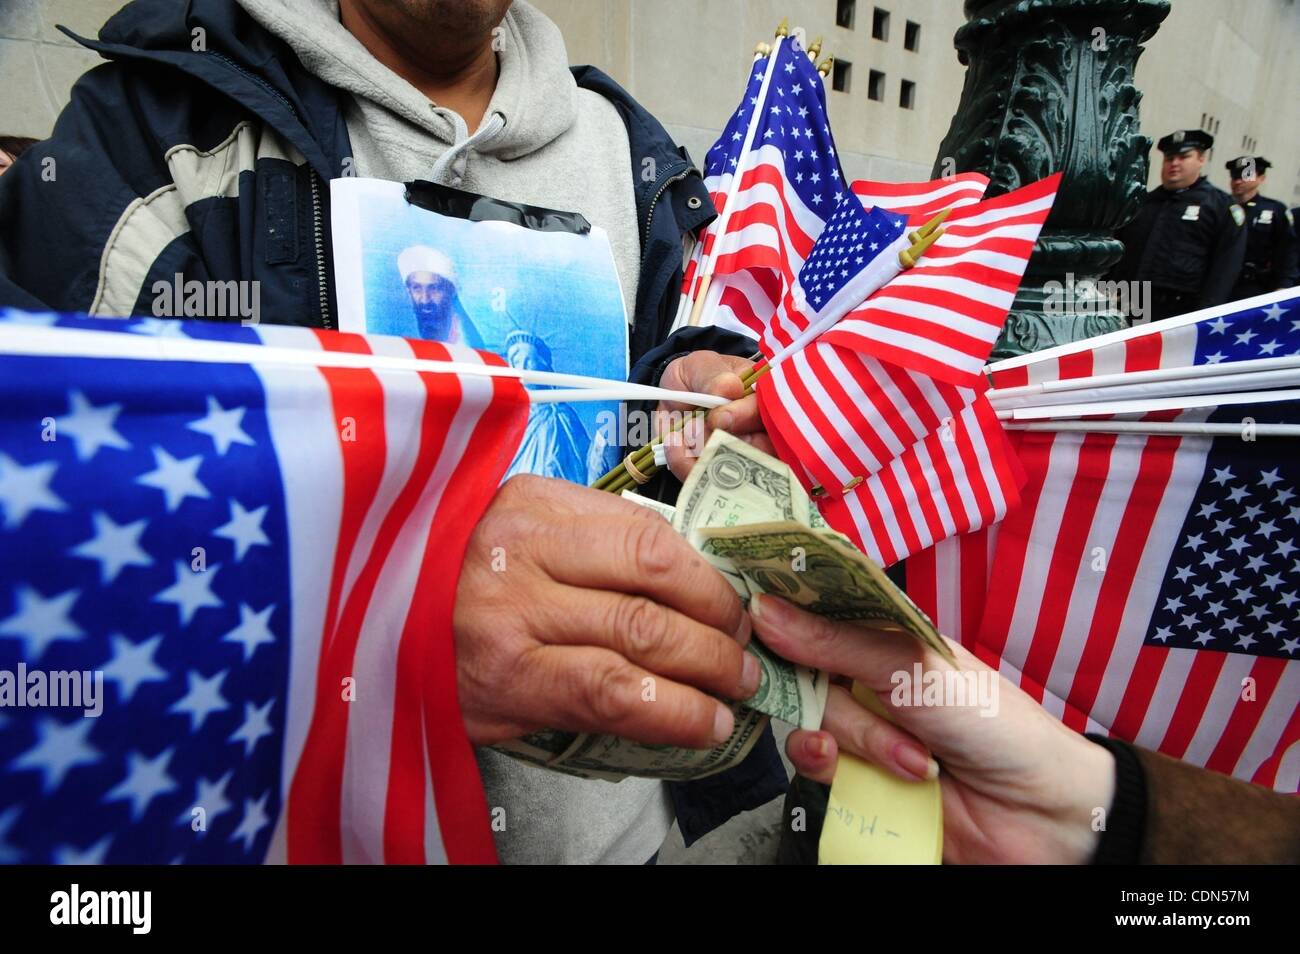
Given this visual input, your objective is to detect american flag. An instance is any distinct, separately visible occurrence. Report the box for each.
[679,35,844,339]
[851,172,991,223]
[822,174,1061,386]
[910,289,1300,790]
[0,311,527,863]
[754,177,1059,567]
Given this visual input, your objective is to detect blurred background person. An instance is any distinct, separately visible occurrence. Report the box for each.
[1225,155,1298,298]
[0,136,37,177]
[1109,129,1246,322]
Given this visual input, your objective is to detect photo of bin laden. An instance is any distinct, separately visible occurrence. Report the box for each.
[397,244,485,348]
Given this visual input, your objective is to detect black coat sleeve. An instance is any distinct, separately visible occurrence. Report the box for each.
[1199,199,1247,306]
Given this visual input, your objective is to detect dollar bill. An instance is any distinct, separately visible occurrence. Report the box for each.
[691,521,956,665]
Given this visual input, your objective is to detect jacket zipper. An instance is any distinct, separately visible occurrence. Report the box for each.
[309,168,334,330]
[208,51,335,330]
[641,163,692,255]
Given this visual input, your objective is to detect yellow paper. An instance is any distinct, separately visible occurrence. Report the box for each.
[817,682,943,864]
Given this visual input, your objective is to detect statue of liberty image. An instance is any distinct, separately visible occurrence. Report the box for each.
[504,326,592,483]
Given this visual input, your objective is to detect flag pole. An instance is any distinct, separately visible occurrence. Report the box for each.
[1007,420,1300,437]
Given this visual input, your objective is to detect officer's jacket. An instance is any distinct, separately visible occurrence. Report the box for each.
[1111,178,1246,308]
[1236,195,1298,291]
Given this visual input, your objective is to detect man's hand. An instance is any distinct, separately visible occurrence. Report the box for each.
[657,351,775,480]
[750,594,1117,864]
[454,475,760,749]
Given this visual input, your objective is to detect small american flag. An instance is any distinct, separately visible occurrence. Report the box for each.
[851,172,991,223]
[911,289,1300,791]
[0,311,527,863]
[681,35,845,339]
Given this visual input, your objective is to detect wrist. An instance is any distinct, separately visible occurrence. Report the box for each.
[1044,731,1117,864]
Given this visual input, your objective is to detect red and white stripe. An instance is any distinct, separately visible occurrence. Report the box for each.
[823,174,1061,385]
[851,172,991,223]
[764,391,1021,567]
[261,331,528,864]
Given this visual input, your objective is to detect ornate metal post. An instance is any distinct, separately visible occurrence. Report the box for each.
[933,0,1170,358]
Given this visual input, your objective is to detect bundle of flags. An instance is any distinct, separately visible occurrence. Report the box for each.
[677,30,1059,570]
[909,288,1300,791]
[682,28,1295,796]
[0,312,529,864]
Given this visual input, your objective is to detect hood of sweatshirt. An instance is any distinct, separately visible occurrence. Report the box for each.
[233,0,578,165]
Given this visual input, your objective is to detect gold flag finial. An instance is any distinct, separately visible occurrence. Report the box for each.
[899,227,945,268]
[817,54,834,77]
[775,17,790,37]
[807,36,823,59]
[755,40,772,56]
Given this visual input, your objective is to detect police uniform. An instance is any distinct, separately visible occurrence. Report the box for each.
[1225,156,1298,298]
[1110,129,1246,322]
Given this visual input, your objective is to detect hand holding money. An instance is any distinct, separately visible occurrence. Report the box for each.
[494,431,956,783]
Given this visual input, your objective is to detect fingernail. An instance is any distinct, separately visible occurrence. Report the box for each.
[713,705,735,744]
[733,612,752,647]
[893,742,939,781]
[805,733,831,759]
[741,652,761,695]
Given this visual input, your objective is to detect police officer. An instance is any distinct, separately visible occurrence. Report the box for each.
[1225,155,1297,297]
[1110,129,1246,322]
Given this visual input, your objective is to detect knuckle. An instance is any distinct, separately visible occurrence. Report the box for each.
[626,519,679,580]
[618,597,668,659]
[580,659,639,727]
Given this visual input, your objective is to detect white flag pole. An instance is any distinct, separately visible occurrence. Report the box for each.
[687,35,788,327]
[0,322,728,408]
[1006,420,1300,437]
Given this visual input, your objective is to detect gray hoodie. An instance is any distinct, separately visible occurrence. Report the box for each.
[234,0,672,864]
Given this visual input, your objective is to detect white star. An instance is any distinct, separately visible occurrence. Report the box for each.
[1225,536,1248,554]
[1172,565,1194,583]
[125,318,187,338]
[230,792,271,853]
[101,633,169,702]
[1235,329,1258,346]
[1193,631,1215,646]
[1284,637,1300,654]
[1219,567,1240,587]
[1152,626,1173,642]
[1261,303,1284,321]
[222,602,276,662]
[105,748,177,822]
[229,699,275,756]
[1276,539,1297,558]
[1204,352,1225,364]
[1210,467,1235,485]
[170,669,229,732]
[55,391,130,462]
[136,447,209,512]
[1236,632,1257,650]
[0,586,83,660]
[188,397,254,456]
[1243,503,1263,520]
[0,452,65,529]
[179,771,235,834]
[1265,620,1285,638]
[1163,595,1184,612]
[1226,485,1249,504]
[1205,600,1226,617]
[1259,468,1283,487]
[1190,582,1211,599]
[1259,340,1281,355]
[155,561,222,626]
[1200,550,1223,568]
[1257,519,1279,538]
[71,512,151,585]
[1184,533,1206,551]
[1206,316,1230,334]
[1233,586,1255,603]
[1197,500,1220,519]
[1213,518,1235,537]
[12,717,99,792]
[214,500,269,561]
[53,835,112,865]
